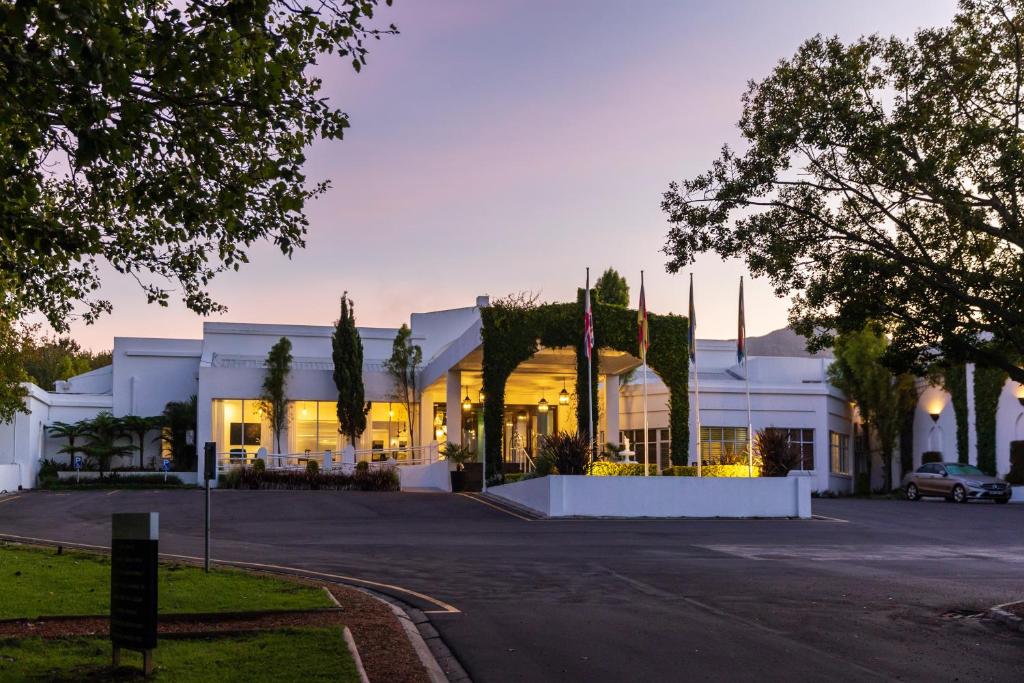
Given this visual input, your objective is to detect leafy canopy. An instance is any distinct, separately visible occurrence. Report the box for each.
[383,323,421,448]
[594,268,629,307]
[662,0,1024,383]
[333,293,367,446]
[259,336,293,454]
[827,324,918,491]
[0,0,395,331]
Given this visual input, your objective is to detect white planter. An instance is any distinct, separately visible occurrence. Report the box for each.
[0,464,20,493]
[1011,486,1024,504]
[489,475,812,519]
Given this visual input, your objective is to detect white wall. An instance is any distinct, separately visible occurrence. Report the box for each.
[490,475,812,518]
[112,337,201,417]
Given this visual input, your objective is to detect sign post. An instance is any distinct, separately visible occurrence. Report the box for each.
[73,455,82,484]
[203,442,216,573]
[111,512,158,675]
[161,458,170,483]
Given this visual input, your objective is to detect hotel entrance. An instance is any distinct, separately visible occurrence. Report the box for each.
[502,404,558,472]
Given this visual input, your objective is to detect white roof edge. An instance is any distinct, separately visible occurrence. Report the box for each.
[202,321,413,340]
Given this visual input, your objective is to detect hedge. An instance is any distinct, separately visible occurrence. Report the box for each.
[662,464,761,478]
[590,462,658,476]
[921,451,943,464]
[1008,441,1024,485]
[973,366,1007,475]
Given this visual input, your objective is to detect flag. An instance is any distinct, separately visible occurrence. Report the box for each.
[688,273,696,363]
[584,271,594,359]
[737,276,746,366]
[637,272,649,360]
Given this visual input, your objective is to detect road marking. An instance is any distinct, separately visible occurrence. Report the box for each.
[0,495,20,505]
[811,514,849,523]
[457,493,535,521]
[105,490,119,496]
[0,532,461,614]
[700,544,1024,562]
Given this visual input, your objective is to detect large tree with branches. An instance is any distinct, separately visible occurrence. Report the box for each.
[662,0,1024,381]
[0,0,395,419]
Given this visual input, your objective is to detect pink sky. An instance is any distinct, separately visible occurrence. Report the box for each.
[66,0,957,350]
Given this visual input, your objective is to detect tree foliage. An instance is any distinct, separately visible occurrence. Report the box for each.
[120,414,165,469]
[827,325,918,491]
[662,0,1024,383]
[594,268,629,306]
[19,331,111,391]
[383,323,421,448]
[260,337,293,454]
[162,395,197,471]
[333,293,367,446]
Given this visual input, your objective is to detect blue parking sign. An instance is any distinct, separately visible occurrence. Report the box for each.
[161,459,171,472]
[74,456,82,470]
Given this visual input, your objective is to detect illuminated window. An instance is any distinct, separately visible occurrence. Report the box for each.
[370,402,408,453]
[830,431,850,475]
[699,426,750,465]
[620,429,671,462]
[291,401,339,455]
[211,399,265,457]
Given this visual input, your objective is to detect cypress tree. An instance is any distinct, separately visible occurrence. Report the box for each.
[260,337,293,454]
[333,293,368,446]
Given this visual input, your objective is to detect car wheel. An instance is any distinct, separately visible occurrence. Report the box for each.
[906,483,920,501]
[995,497,1009,505]
[952,484,967,504]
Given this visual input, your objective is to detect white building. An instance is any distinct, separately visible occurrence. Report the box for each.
[2,295,1021,493]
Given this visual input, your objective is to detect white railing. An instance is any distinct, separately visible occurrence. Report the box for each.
[509,445,534,473]
[216,441,440,475]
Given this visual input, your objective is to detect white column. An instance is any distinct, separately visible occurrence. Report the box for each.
[605,374,620,447]
[446,370,462,446]
[966,363,977,465]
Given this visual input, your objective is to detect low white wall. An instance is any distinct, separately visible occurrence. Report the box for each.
[398,460,452,492]
[489,475,812,518]
[1012,485,1024,504]
[0,464,20,493]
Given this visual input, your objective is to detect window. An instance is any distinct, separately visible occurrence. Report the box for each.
[211,399,265,457]
[699,426,750,465]
[291,401,340,455]
[830,431,850,475]
[619,429,671,463]
[777,428,814,470]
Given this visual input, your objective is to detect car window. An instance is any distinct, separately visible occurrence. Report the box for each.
[917,464,937,474]
[945,464,984,477]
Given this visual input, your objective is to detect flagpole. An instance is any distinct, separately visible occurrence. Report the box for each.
[741,276,753,478]
[586,268,595,473]
[640,271,650,476]
[690,273,702,478]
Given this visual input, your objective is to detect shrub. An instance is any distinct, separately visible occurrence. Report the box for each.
[921,451,942,464]
[537,432,590,475]
[590,461,657,476]
[216,464,399,491]
[1007,441,1024,485]
[756,428,802,477]
[442,441,475,470]
[305,459,319,476]
[355,460,369,473]
[662,464,760,478]
[38,458,62,483]
[504,472,525,484]
[252,458,266,475]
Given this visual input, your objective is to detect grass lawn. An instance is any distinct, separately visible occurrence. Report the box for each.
[0,628,357,681]
[0,544,332,619]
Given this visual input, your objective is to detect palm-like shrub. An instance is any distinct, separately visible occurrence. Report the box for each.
[442,441,475,470]
[162,395,198,471]
[82,412,134,475]
[756,428,802,477]
[121,415,165,469]
[46,420,91,467]
[537,432,590,476]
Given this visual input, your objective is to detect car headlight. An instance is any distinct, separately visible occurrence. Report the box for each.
[964,480,983,488]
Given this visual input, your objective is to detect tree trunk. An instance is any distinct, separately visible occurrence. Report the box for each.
[881,445,893,493]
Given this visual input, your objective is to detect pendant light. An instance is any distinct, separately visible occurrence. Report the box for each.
[537,389,549,413]
[558,376,570,405]
[462,386,472,412]
[517,408,528,421]
[478,387,485,402]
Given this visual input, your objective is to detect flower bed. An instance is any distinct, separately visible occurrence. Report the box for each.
[663,464,761,477]
[218,466,399,491]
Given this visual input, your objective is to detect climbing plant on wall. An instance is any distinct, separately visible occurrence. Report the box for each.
[479,291,689,482]
[974,366,1007,476]
[942,365,969,464]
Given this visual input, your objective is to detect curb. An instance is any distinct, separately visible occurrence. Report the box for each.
[322,587,370,683]
[987,601,1024,635]
[351,586,470,683]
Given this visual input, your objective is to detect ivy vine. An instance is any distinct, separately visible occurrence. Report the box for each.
[479,290,689,482]
[973,365,1007,475]
[942,365,969,464]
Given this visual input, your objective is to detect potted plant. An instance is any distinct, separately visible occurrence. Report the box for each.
[444,441,475,492]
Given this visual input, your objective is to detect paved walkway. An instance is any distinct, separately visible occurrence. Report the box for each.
[1,491,1022,681]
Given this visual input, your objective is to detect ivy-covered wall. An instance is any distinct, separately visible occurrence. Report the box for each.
[973,366,1007,475]
[479,291,688,482]
[942,365,969,464]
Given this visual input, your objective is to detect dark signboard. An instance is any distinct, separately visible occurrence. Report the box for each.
[110,513,158,652]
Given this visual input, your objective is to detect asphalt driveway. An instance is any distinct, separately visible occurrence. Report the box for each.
[1,490,1022,681]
